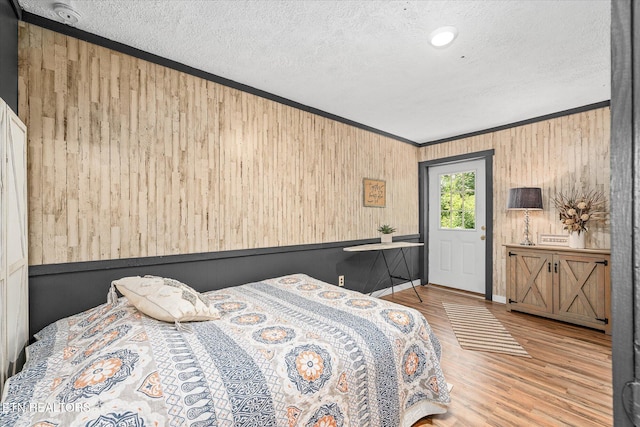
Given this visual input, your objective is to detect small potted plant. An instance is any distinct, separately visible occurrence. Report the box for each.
[378,224,396,244]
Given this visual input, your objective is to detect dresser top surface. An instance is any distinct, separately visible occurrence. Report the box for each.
[504,244,610,255]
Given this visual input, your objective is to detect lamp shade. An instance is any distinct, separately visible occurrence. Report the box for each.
[507,187,543,210]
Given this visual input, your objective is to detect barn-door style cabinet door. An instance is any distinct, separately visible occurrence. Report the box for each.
[0,98,28,395]
[506,248,554,315]
[506,245,611,334]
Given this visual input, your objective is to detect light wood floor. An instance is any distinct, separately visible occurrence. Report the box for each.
[381,285,613,427]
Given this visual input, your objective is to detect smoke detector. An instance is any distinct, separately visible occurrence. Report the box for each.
[52,3,81,25]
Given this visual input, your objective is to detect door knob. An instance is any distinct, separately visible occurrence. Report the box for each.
[480,235,486,240]
[481,225,486,230]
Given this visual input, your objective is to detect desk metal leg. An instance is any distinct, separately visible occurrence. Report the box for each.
[400,248,423,302]
[363,251,382,295]
[381,248,423,303]
[345,242,424,302]
[380,251,394,296]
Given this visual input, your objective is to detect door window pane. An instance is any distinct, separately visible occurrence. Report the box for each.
[439,170,476,230]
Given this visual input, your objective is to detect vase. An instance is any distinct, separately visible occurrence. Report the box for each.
[381,234,393,244]
[568,231,585,249]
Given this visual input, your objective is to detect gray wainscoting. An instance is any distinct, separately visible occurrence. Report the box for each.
[29,235,421,337]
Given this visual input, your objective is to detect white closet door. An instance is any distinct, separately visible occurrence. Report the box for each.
[0,100,6,392]
[0,98,28,397]
[5,104,28,380]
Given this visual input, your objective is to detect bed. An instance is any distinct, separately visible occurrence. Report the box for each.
[0,273,449,426]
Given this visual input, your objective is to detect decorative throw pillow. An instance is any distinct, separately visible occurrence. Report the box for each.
[112,276,220,324]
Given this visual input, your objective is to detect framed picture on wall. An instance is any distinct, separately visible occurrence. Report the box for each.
[363,178,386,207]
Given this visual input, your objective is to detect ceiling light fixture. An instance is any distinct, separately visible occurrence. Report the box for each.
[429,26,458,48]
[52,3,81,25]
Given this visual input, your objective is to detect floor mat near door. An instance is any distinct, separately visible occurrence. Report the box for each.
[442,303,530,358]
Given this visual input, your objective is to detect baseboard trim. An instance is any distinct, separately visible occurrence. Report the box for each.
[372,280,421,298]
[492,295,507,304]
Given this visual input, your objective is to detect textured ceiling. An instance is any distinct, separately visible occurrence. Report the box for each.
[17,0,611,144]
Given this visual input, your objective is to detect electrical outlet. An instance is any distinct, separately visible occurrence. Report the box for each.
[338,275,345,287]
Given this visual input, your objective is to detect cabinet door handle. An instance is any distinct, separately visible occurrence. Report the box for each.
[548,262,551,272]
[554,263,558,273]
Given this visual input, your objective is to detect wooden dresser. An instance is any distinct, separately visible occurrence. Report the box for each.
[505,244,611,334]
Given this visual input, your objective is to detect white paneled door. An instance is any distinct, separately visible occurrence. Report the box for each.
[428,158,486,293]
[6,105,28,374]
[0,101,5,392]
[0,99,28,395]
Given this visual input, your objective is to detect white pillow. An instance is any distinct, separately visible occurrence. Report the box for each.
[112,276,220,323]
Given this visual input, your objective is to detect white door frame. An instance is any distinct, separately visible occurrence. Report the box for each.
[418,150,494,300]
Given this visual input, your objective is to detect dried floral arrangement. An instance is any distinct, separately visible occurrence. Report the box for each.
[552,189,607,234]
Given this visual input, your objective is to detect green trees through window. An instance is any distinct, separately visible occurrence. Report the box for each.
[440,171,476,229]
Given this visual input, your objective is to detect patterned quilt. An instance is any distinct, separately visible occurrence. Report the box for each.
[0,274,449,427]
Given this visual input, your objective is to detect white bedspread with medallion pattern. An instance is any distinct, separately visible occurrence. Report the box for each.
[0,274,449,427]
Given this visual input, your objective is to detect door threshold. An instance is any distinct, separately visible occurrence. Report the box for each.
[426,283,484,299]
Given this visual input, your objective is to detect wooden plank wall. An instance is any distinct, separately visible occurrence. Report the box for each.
[18,23,419,266]
[419,108,611,297]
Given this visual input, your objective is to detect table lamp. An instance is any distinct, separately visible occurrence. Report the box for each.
[507,187,543,246]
